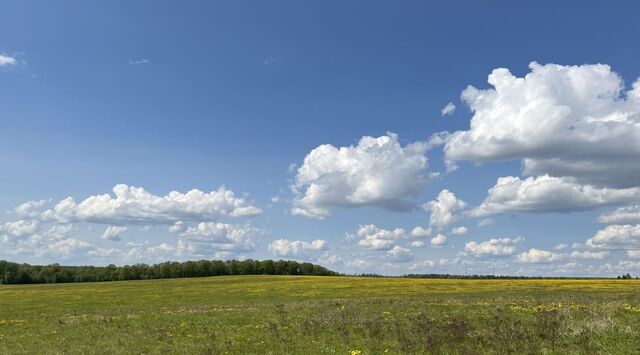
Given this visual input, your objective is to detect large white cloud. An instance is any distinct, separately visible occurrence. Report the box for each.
[40,184,261,225]
[464,237,523,257]
[268,239,328,257]
[473,175,640,216]
[443,62,640,189]
[291,133,430,219]
[425,190,467,228]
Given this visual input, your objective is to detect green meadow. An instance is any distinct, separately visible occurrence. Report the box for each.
[1,276,640,354]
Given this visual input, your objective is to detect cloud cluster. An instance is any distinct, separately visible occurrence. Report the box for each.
[444,62,640,189]
[292,133,430,219]
[464,237,524,257]
[386,245,413,262]
[473,175,640,216]
[40,184,261,225]
[268,239,328,257]
[176,222,263,255]
[354,224,406,250]
[585,224,640,250]
[599,205,640,224]
[516,248,566,264]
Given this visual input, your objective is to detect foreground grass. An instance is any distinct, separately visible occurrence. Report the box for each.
[1,276,640,354]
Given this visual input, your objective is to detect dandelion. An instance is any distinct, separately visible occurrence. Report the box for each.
[350,350,362,355]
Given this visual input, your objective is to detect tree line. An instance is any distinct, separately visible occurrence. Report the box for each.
[0,259,339,284]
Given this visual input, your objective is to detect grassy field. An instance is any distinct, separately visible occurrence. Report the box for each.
[1,276,640,354]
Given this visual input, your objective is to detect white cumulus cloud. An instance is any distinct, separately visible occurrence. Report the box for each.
[101,226,128,241]
[430,234,447,247]
[0,54,17,66]
[425,189,467,229]
[443,62,640,189]
[354,224,406,250]
[464,237,523,257]
[516,248,566,264]
[472,175,640,216]
[176,222,263,255]
[599,205,640,224]
[291,133,430,219]
[40,184,261,225]
[386,245,413,262]
[585,224,640,250]
[268,239,328,257]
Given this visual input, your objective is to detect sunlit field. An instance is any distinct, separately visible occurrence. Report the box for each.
[1,276,640,354]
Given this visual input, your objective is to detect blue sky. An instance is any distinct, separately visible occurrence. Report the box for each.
[2,1,640,276]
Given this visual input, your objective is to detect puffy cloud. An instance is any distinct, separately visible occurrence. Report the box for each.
[443,62,640,189]
[410,240,426,248]
[176,222,263,255]
[516,248,565,264]
[464,237,523,257]
[268,239,328,257]
[14,200,49,218]
[585,224,640,250]
[569,250,609,260]
[0,220,95,260]
[41,184,261,225]
[473,175,640,216]
[354,224,406,250]
[0,54,17,66]
[101,226,128,241]
[450,226,468,235]
[426,190,467,228]
[430,234,447,247]
[441,102,456,116]
[292,133,430,219]
[599,205,640,224]
[0,220,39,239]
[386,245,413,262]
[410,226,431,238]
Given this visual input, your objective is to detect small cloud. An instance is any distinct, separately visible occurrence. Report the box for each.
[0,53,18,66]
[129,59,150,65]
[450,226,468,235]
[102,226,128,241]
[430,234,447,247]
[478,218,494,227]
[553,243,568,251]
[441,102,456,116]
[264,57,278,65]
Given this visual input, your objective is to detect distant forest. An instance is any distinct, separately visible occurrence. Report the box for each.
[0,259,339,284]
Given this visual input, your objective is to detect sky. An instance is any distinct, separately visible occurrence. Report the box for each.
[1,1,640,276]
